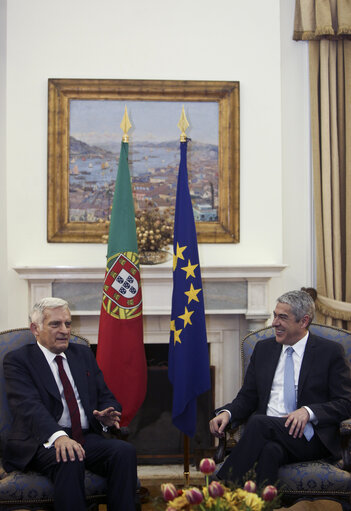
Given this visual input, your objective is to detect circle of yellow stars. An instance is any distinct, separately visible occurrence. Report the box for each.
[170,243,202,346]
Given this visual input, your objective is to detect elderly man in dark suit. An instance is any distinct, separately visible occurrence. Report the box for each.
[210,289,351,486]
[3,297,137,511]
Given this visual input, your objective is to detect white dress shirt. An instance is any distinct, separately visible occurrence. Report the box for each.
[37,342,89,447]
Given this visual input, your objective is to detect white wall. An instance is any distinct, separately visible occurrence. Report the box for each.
[0,0,8,329]
[278,0,313,297]
[1,0,312,329]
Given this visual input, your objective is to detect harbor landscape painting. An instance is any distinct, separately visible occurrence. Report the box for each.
[68,100,219,224]
[47,79,239,243]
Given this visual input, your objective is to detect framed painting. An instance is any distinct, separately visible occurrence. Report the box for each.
[47,79,240,243]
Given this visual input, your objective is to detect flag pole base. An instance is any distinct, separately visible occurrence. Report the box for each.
[184,434,190,486]
[184,471,190,486]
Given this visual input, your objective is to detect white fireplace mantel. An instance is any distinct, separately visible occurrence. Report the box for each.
[14,264,286,323]
[14,263,286,406]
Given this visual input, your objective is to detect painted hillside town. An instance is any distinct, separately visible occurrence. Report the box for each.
[68,100,219,224]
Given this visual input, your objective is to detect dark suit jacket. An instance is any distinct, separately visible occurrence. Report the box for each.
[3,342,122,472]
[217,334,351,459]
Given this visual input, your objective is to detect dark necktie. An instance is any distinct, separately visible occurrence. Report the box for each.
[283,346,314,441]
[55,355,84,445]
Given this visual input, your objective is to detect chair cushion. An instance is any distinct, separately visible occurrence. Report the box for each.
[0,469,107,502]
[278,459,351,494]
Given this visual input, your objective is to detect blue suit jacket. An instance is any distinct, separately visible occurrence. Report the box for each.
[217,334,351,458]
[3,342,121,472]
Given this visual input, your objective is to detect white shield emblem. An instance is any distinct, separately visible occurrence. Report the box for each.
[111,268,139,299]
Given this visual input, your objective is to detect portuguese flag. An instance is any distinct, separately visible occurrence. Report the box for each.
[96,141,147,426]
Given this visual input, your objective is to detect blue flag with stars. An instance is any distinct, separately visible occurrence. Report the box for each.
[168,140,211,437]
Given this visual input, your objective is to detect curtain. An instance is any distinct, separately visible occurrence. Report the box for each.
[294,0,351,40]
[294,0,351,330]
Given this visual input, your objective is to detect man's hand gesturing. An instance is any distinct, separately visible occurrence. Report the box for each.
[93,407,121,429]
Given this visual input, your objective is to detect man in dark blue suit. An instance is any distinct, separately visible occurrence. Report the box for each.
[3,297,137,511]
[210,290,351,486]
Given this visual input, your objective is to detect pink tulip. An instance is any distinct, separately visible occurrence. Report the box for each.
[262,485,278,501]
[199,457,216,474]
[243,480,257,493]
[208,480,225,498]
[161,483,178,502]
[185,487,203,505]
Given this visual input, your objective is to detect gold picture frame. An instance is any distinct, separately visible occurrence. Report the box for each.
[47,79,240,243]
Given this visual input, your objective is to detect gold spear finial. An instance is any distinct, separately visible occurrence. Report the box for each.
[177,105,189,142]
[120,105,132,142]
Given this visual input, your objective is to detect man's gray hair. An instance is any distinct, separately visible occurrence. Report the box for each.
[277,290,315,325]
[30,297,70,326]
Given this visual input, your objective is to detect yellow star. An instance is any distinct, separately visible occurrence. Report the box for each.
[173,243,187,271]
[170,320,175,331]
[178,306,194,327]
[181,259,198,279]
[184,283,201,304]
[173,328,182,345]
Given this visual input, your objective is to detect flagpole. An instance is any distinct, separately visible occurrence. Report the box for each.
[178,104,189,143]
[184,434,190,486]
[178,106,191,486]
[120,104,132,142]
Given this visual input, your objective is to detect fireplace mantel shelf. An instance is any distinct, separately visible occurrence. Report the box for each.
[14,263,286,321]
[14,263,286,280]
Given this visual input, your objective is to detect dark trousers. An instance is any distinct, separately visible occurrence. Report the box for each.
[30,432,137,511]
[217,414,330,486]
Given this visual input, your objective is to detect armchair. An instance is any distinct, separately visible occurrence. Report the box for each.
[214,323,351,504]
[0,327,141,511]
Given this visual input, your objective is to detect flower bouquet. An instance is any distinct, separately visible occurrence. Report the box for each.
[160,458,280,511]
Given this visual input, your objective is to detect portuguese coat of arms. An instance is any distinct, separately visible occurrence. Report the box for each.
[102,253,142,319]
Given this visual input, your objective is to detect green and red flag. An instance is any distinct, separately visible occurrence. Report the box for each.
[97,140,147,426]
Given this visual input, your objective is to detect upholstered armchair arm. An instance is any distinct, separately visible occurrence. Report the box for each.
[0,462,8,481]
[213,420,242,464]
[340,418,351,471]
[103,425,130,441]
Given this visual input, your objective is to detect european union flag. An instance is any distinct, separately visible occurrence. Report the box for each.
[168,140,211,437]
